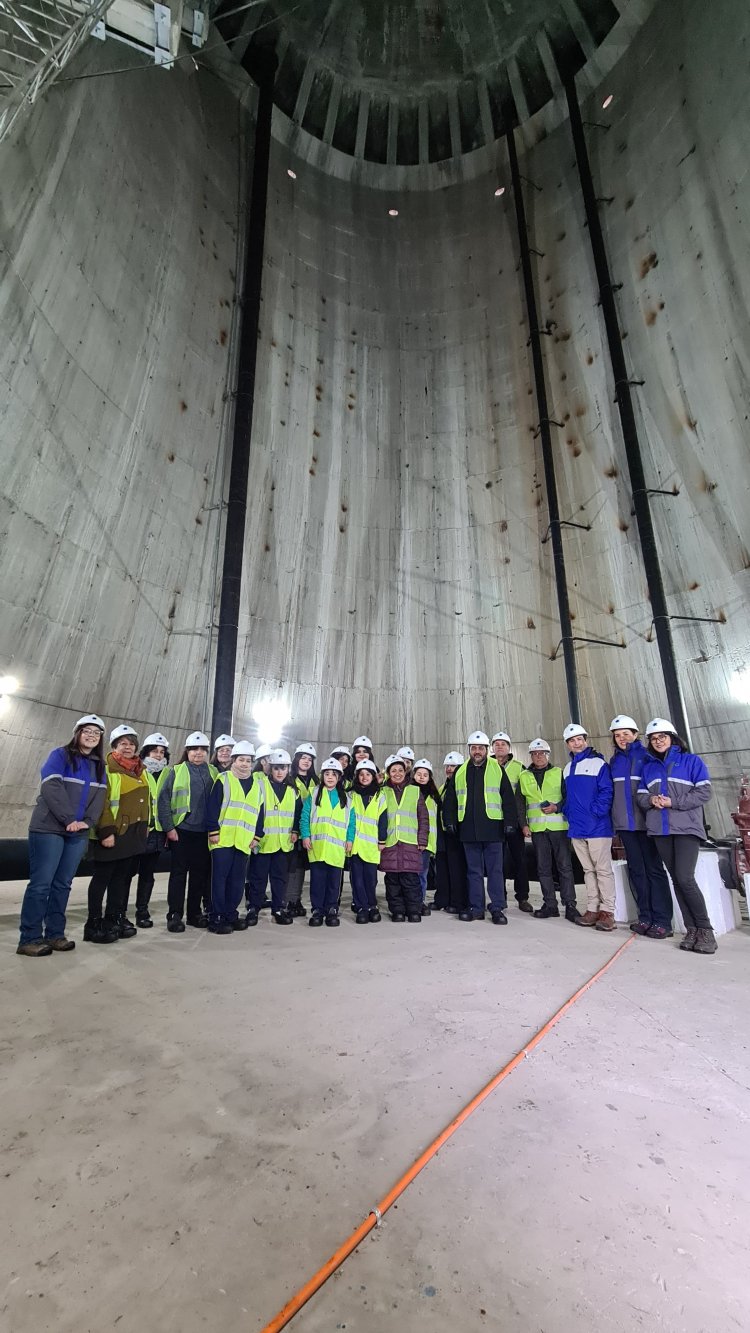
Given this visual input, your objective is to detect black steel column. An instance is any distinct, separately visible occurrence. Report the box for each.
[506,128,581,722]
[564,78,690,744]
[211,49,277,741]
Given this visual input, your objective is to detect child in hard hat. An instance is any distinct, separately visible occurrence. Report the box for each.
[518,739,579,921]
[85,724,151,944]
[380,755,427,922]
[349,759,387,922]
[207,743,264,934]
[285,743,318,917]
[561,724,615,930]
[411,759,440,914]
[134,731,171,929]
[157,732,218,932]
[434,752,468,913]
[246,750,302,925]
[302,758,355,927]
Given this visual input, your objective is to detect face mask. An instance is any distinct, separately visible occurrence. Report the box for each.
[144,755,167,774]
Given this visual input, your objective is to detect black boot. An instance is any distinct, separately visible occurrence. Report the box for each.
[325,910,340,927]
[421,902,431,916]
[518,900,534,914]
[113,915,138,939]
[273,908,294,925]
[166,915,185,933]
[368,906,382,923]
[355,908,369,924]
[83,917,119,944]
[564,904,581,923]
[309,911,324,927]
[287,900,307,918]
[245,908,259,927]
[534,904,560,919]
[135,909,153,929]
[186,912,208,929]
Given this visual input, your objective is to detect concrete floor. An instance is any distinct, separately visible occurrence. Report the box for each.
[2,875,749,1333]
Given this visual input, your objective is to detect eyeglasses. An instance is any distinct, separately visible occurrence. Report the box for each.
[79,727,101,737]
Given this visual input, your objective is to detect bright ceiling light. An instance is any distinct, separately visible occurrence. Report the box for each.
[287,168,297,179]
[388,208,398,216]
[494,186,505,197]
[0,675,19,694]
[602,94,614,109]
[729,668,750,706]
[252,697,291,744]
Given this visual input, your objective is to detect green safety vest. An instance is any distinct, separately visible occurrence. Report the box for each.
[144,770,160,831]
[156,761,218,827]
[425,794,437,854]
[212,772,264,854]
[259,775,296,853]
[309,789,350,867]
[518,766,568,833]
[454,757,505,824]
[384,785,420,847]
[499,757,524,792]
[105,767,149,822]
[351,790,386,864]
[295,774,315,801]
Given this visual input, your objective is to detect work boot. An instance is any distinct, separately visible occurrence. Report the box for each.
[166,915,185,934]
[355,909,369,924]
[630,921,650,935]
[245,909,259,927]
[564,904,581,923]
[576,911,599,928]
[209,922,233,935]
[47,937,76,951]
[534,904,560,919]
[83,918,119,944]
[272,908,293,925]
[114,916,137,939]
[406,912,422,923]
[458,911,475,921]
[309,911,324,927]
[645,924,673,939]
[491,910,508,925]
[231,917,248,931]
[518,900,534,914]
[187,912,208,929]
[692,927,718,955]
[135,910,153,929]
[325,911,340,927]
[287,900,306,918]
[17,939,53,957]
[391,912,406,922]
[595,912,616,932]
[368,907,382,923]
[679,927,698,951]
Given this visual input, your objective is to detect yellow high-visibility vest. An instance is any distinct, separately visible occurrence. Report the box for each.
[308,789,350,867]
[211,772,264,853]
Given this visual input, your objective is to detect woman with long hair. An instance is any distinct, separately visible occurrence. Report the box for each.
[84,724,150,943]
[134,732,171,929]
[349,759,386,922]
[301,758,355,928]
[17,714,107,957]
[608,714,672,939]
[156,731,217,932]
[285,743,318,917]
[434,751,468,914]
[380,754,426,923]
[411,759,440,915]
[246,749,301,925]
[210,734,236,773]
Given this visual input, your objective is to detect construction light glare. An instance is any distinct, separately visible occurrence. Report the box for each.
[602,94,614,109]
[388,208,398,216]
[287,168,297,179]
[0,675,19,694]
[729,668,750,706]
[494,186,505,196]
[252,698,290,743]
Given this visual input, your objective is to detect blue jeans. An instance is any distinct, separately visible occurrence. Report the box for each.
[463,841,505,914]
[620,829,673,929]
[19,832,89,945]
[419,850,431,901]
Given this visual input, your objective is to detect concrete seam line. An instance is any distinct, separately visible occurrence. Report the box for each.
[258,934,635,1332]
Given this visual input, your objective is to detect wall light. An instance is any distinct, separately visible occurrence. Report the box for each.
[602,94,614,109]
[494,186,505,197]
[729,668,750,706]
[388,208,399,216]
[287,168,297,179]
[252,697,291,744]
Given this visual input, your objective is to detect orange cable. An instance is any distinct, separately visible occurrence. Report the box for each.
[259,934,634,1333]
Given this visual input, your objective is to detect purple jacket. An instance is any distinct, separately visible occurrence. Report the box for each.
[379,783,429,874]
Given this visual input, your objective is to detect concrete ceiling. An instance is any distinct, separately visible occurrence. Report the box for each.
[214,0,624,165]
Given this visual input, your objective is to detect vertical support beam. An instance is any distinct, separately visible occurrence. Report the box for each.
[211,48,277,741]
[564,76,691,745]
[506,127,580,723]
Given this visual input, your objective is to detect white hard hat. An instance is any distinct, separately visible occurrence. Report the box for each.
[645,717,677,736]
[331,744,352,757]
[75,714,105,732]
[491,731,512,745]
[412,757,434,774]
[353,735,373,749]
[467,731,490,746]
[295,742,317,758]
[321,756,343,774]
[255,744,271,760]
[397,746,415,761]
[528,737,551,753]
[143,732,169,749]
[185,731,210,748]
[213,734,236,750]
[443,751,464,766]
[609,715,639,732]
[269,749,291,766]
[563,723,587,741]
[355,759,378,774]
[231,741,255,757]
[110,724,138,744]
[384,754,403,770]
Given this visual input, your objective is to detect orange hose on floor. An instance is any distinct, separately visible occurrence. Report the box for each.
[259,934,634,1333]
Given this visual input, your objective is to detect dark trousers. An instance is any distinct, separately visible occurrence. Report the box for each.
[653,835,711,930]
[210,847,248,923]
[167,830,211,921]
[503,826,531,902]
[350,856,378,910]
[463,840,505,914]
[19,832,88,945]
[88,855,140,923]
[286,847,308,904]
[620,829,673,929]
[533,830,575,909]
[435,834,467,910]
[310,862,343,914]
[136,851,161,912]
[384,871,422,917]
[247,849,291,911]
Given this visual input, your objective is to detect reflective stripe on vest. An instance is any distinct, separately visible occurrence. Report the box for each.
[384,785,420,847]
[165,761,218,827]
[309,789,349,867]
[212,772,263,854]
[259,776,296,853]
[425,795,437,854]
[351,791,385,864]
[518,767,568,832]
[454,758,504,823]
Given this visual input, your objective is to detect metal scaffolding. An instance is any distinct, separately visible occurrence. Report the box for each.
[0,0,112,144]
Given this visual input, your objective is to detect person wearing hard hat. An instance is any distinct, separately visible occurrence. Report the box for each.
[134,732,171,929]
[608,715,673,939]
[453,732,517,923]
[246,749,302,925]
[352,735,376,767]
[207,743,264,933]
[412,759,440,913]
[434,752,468,913]
[301,758,355,927]
[396,746,415,777]
[380,754,427,922]
[491,732,533,914]
[518,740,579,921]
[84,725,151,944]
[17,714,108,957]
[561,724,615,930]
[330,745,354,785]
[211,734,236,773]
[349,760,387,922]
[637,718,716,954]
[285,743,318,918]
[157,732,217,932]
[253,744,272,775]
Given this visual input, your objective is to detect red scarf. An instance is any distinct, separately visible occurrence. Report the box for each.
[110,752,144,777]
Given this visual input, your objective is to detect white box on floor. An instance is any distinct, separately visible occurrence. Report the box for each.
[613,849,739,935]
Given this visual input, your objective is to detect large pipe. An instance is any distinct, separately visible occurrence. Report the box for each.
[211,48,277,741]
[564,76,691,745]
[506,127,581,722]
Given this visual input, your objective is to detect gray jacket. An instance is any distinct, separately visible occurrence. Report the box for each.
[157,762,214,833]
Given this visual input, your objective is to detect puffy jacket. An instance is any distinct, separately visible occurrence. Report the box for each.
[636,745,711,838]
[562,747,613,839]
[28,747,107,836]
[609,739,648,832]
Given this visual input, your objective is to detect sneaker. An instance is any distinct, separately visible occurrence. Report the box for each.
[272,909,294,925]
[167,916,186,934]
[209,922,233,935]
[595,912,616,932]
[231,917,248,931]
[645,924,673,940]
[309,911,324,927]
[679,928,698,951]
[17,939,53,957]
[46,937,76,952]
[325,911,340,927]
[245,909,259,927]
[287,900,307,918]
[186,914,208,929]
[533,905,560,919]
[458,911,475,922]
[83,918,119,944]
[518,900,534,914]
[135,912,153,929]
[406,912,422,923]
[115,917,138,939]
[491,910,508,925]
[355,909,369,924]
[391,912,406,922]
[629,921,651,935]
[692,927,718,955]
[368,907,382,923]
[564,905,581,923]
[576,911,599,928]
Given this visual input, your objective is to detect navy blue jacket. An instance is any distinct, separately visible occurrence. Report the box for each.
[636,745,711,838]
[609,739,648,833]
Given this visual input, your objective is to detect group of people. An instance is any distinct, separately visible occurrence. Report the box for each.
[16,711,718,957]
